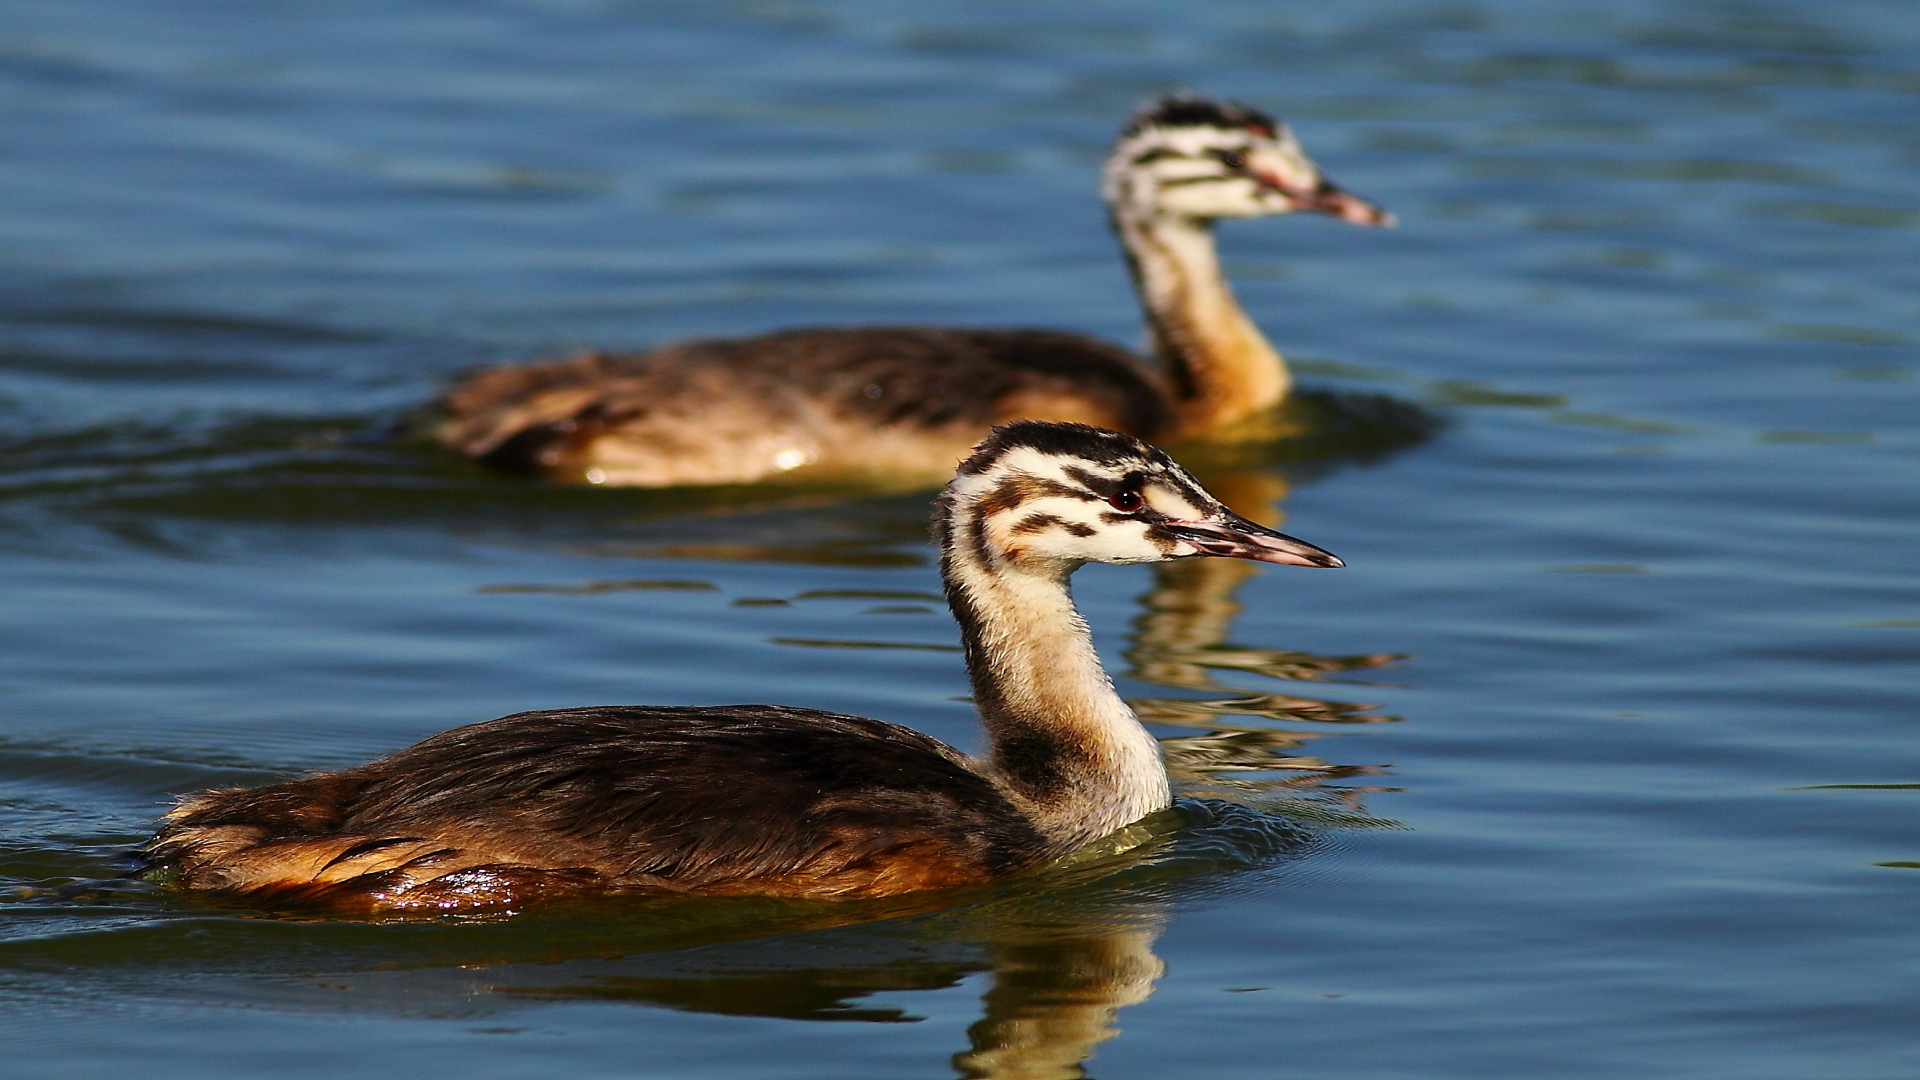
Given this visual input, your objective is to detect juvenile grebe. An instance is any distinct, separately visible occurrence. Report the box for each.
[144,422,1341,911]
[428,96,1392,488]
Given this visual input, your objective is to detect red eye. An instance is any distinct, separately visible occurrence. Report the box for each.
[1109,491,1143,513]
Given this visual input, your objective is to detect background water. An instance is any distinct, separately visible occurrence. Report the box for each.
[1,0,1916,1076]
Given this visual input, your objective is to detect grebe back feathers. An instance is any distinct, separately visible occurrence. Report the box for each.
[146,422,1341,911]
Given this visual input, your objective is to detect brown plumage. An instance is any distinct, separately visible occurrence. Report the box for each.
[426,96,1391,488]
[145,422,1345,913]
[149,707,1039,911]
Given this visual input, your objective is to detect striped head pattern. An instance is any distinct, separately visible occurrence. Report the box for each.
[938,421,1343,574]
[1102,94,1393,227]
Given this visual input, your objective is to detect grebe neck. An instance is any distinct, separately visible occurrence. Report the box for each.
[940,512,1170,854]
[1113,210,1289,436]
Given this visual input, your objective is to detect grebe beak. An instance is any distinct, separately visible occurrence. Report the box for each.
[1165,515,1345,568]
[1279,178,1395,227]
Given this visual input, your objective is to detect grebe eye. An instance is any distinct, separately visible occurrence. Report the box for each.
[1109,490,1143,513]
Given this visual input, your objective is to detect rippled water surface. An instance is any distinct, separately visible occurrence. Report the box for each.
[2,0,1917,1076]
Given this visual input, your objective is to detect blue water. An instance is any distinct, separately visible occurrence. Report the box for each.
[2,1,1917,1076]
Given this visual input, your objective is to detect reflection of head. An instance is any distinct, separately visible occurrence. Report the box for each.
[955,922,1166,1080]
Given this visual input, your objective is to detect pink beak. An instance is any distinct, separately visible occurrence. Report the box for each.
[1259,174,1396,227]
[1163,516,1344,568]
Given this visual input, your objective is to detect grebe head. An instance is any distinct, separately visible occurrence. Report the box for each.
[1103,94,1393,227]
[939,421,1342,576]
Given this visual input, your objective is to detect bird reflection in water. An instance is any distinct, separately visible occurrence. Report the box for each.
[1126,465,1403,817]
[10,815,1260,1080]
[471,809,1271,1080]
[947,913,1166,1080]
[492,893,1177,1080]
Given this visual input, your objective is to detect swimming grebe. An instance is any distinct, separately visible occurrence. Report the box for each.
[428,96,1391,488]
[144,422,1341,912]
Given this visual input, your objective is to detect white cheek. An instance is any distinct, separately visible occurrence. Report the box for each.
[1161,182,1267,218]
[1260,164,1315,192]
[1252,143,1317,184]
[1102,535,1183,565]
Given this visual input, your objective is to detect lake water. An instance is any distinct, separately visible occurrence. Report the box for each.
[1,0,1916,1076]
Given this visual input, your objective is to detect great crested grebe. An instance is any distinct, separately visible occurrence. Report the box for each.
[427,96,1392,488]
[144,422,1343,912]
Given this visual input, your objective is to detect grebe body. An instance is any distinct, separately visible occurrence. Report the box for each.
[146,422,1342,911]
[430,97,1391,488]
[440,328,1172,488]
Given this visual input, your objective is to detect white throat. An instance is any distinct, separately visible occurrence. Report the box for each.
[943,533,1170,854]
